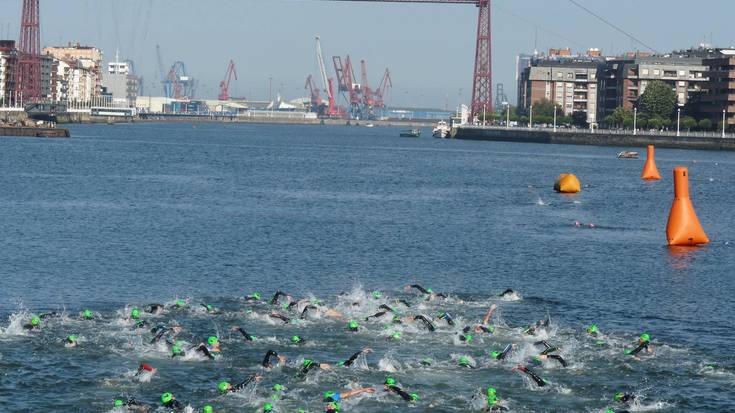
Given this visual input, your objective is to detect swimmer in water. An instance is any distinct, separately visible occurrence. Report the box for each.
[135,363,156,379]
[290,335,305,345]
[144,303,165,315]
[613,391,637,404]
[269,311,291,324]
[458,356,477,369]
[217,374,263,394]
[150,326,182,344]
[337,347,372,367]
[171,299,188,309]
[523,317,550,335]
[65,335,78,348]
[383,377,419,402]
[245,292,262,301]
[230,325,257,341]
[625,334,652,357]
[160,392,185,411]
[200,303,219,314]
[404,284,447,299]
[498,289,515,297]
[270,290,292,306]
[515,365,549,387]
[195,336,221,359]
[322,387,375,412]
[81,309,95,320]
[483,387,508,411]
[413,315,436,332]
[474,304,497,333]
[113,397,151,412]
[297,358,332,378]
[23,316,41,330]
[490,344,514,361]
[262,350,287,368]
[436,311,455,326]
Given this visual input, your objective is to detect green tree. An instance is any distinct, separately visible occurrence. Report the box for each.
[681,116,696,131]
[531,99,562,118]
[698,118,713,130]
[648,117,665,130]
[639,80,677,120]
[572,111,588,128]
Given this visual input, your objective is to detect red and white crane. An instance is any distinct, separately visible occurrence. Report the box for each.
[305,74,322,111]
[375,68,392,108]
[315,36,336,116]
[218,60,237,101]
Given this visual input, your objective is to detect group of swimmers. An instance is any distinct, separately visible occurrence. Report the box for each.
[19,285,654,412]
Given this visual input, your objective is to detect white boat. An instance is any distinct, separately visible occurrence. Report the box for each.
[365,123,375,128]
[433,120,450,138]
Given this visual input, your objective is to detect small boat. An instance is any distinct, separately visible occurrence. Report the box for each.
[400,129,421,138]
[365,123,375,128]
[617,151,639,159]
[432,120,450,138]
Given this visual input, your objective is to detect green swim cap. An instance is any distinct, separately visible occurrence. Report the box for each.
[487,395,498,406]
[171,345,183,356]
[587,324,598,334]
[206,304,213,311]
[640,333,650,342]
[273,383,283,391]
[459,356,470,366]
[114,399,123,407]
[464,334,473,343]
[595,339,605,346]
[203,406,213,413]
[372,291,381,299]
[218,381,231,393]
[421,357,432,365]
[251,292,261,300]
[131,308,140,319]
[348,321,359,331]
[291,335,302,343]
[385,377,396,386]
[327,402,340,412]
[31,316,40,326]
[83,310,93,319]
[67,335,77,343]
[614,391,624,401]
[161,392,173,404]
[175,299,185,307]
[426,288,433,293]
[324,391,336,400]
[207,336,219,346]
[605,410,615,413]
[263,403,273,412]
[303,359,313,368]
[391,331,402,339]
[490,351,500,359]
[487,387,497,396]
[410,393,419,401]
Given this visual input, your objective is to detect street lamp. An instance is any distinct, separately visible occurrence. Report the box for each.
[633,107,637,135]
[553,106,557,133]
[529,105,533,129]
[506,103,510,129]
[677,107,681,137]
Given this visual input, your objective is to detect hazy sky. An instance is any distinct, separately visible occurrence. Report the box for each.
[0,0,732,108]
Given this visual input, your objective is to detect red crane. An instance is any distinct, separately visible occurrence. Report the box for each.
[374,68,392,108]
[360,59,375,107]
[324,0,492,118]
[305,74,323,111]
[17,0,41,102]
[332,55,362,117]
[219,60,237,101]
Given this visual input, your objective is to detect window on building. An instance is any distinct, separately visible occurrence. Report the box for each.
[642,68,649,75]
[567,73,573,79]
[557,72,563,78]
[678,92,685,100]
[678,81,686,87]
[678,70,686,76]
[653,69,660,75]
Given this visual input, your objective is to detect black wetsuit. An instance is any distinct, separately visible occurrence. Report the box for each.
[118,398,149,412]
[518,366,548,387]
[627,342,649,356]
[262,350,281,368]
[195,344,216,360]
[145,304,164,314]
[616,393,636,403]
[230,374,259,392]
[270,290,289,305]
[386,385,414,401]
[234,327,256,341]
[150,327,176,344]
[494,344,513,360]
[379,304,397,313]
[547,354,568,367]
[297,361,320,378]
[162,399,185,411]
[414,315,436,332]
[499,289,515,297]
[300,306,317,319]
[270,312,291,324]
[341,350,364,367]
[395,299,411,308]
[365,311,389,321]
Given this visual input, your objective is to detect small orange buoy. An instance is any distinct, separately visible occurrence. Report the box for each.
[666,167,709,246]
[641,145,661,180]
[554,174,581,193]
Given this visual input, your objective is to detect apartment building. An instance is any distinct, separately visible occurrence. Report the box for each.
[702,50,735,126]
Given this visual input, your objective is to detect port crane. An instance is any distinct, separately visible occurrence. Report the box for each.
[218,60,237,101]
[323,0,491,118]
[305,74,323,112]
[315,36,337,117]
[374,68,392,108]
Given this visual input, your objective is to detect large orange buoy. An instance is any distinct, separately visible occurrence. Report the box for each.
[554,173,581,193]
[666,167,709,246]
[641,145,661,180]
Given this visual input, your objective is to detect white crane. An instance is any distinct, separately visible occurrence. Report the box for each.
[315,36,331,100]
